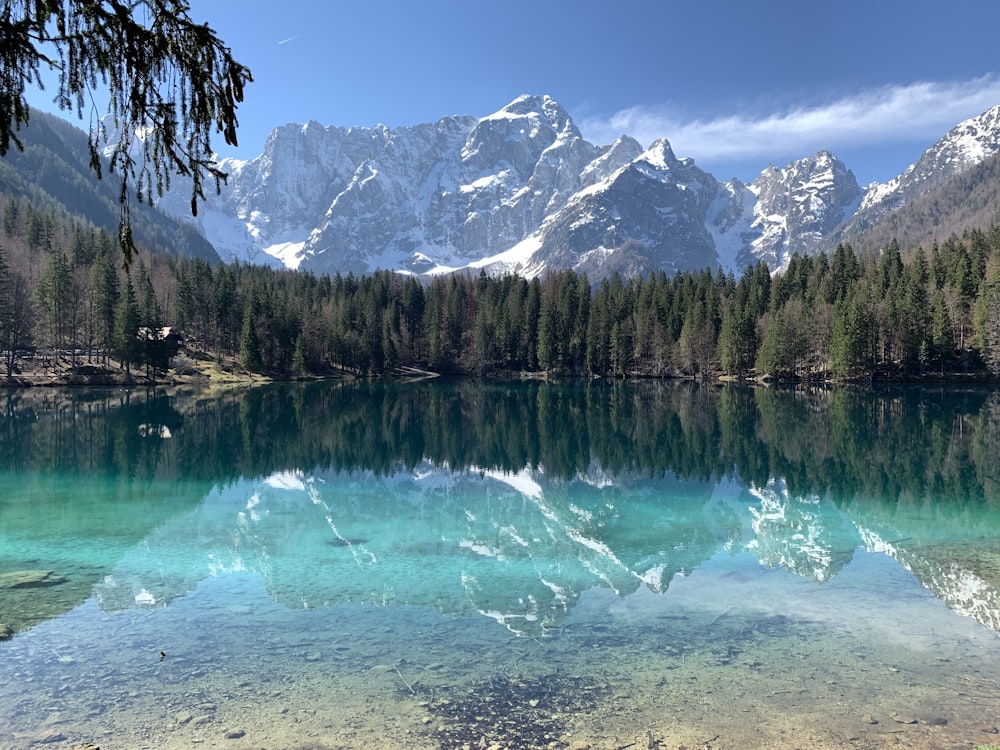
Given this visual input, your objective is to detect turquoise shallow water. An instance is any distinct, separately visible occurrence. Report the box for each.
[2,382,1000,749]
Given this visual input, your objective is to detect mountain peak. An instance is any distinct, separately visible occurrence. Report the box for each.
[940,103,1000,165]
[488,94,577,137]
[640,139,680,169]
[502,93,558,114]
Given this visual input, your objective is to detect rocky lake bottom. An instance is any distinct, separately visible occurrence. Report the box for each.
[3,550,1000,750]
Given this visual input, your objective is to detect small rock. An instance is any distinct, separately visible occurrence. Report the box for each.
[193,715,213,726]
[0,623,13,640]
[862,714,878,725]
[569,741,591,750]
[927,717,948,726]
[892,715,918,725]
[305,652,322,662]
[175,711,194,725]
[224,729,246,739]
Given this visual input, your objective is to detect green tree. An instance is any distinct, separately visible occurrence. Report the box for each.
[0,245,34,378]
[755,299,808,378]
[586,280,611,375]
[929,290,955,373]
[1,0,252,264]
[716,264,768,377]
[239,297,263,372]
[536,294,557,373]
[134,260,167,377]
[136,260,162,332]
[718,299,756,376]
[677,299,715,377]
[291,333,307,378]
[87,251,119,364]
[829,290,874,377]
[35,249,72,356]
[822,243,861,304]
[112,277,141,377]
[2,198,18,236]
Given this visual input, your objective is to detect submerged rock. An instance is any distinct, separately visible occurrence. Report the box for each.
[31,728,66,744]
[0,570,67,589]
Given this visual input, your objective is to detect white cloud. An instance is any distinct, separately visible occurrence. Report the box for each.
[579,76,1000,163]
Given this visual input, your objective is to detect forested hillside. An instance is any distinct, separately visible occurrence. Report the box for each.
[0,111,220,265]
[3,190,1000,383]
[845,150,1000,258]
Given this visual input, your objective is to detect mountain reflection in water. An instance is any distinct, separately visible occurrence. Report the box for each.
[2,381,1000,639]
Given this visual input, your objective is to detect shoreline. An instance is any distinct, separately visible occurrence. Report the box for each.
[3,349,998,391]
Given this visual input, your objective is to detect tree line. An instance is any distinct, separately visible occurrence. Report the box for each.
[3,195,1000,381]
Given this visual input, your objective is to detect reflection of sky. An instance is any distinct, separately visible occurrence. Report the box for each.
[92,462,1000,638]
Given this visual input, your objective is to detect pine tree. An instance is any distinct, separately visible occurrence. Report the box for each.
[586,280,611,376]
[239,298,263,372]
[929,290,955,373]
[718,300,756,376]
[35,249,72,358]
[755,299,808,378]
[291,334,307,377]
[112,278,141,378]
[536,295,557,373]
[87,251,119,364]
[2,199,18,236]
[829,290,873,377]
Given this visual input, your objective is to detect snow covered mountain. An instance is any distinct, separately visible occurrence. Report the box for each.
[171,96,1000,279]
[834,104,1000,244]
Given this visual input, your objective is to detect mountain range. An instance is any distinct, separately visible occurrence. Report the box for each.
[8,95,1000,278]
[174,94,1000,278]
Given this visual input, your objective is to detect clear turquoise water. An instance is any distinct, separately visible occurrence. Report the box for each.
[2,382,1000,749]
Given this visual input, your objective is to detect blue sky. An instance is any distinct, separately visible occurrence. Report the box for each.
[28,0,1000,186]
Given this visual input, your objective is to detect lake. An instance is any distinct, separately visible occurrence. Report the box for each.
[1,380,1000,750]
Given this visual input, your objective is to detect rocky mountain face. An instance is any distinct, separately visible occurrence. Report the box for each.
[743,150,864,268]
[184,94,882,278]
[198,95,635,275]
[27,95,1000,279]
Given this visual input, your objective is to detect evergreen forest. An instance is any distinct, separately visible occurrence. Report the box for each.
[3,194,1000,382]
